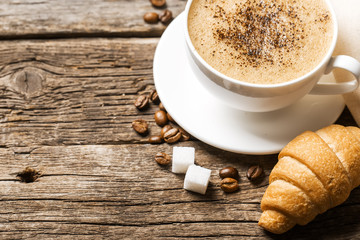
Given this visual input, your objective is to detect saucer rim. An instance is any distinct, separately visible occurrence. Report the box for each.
[153,12,345,155]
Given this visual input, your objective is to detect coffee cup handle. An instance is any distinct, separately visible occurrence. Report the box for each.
[310,55,360,95]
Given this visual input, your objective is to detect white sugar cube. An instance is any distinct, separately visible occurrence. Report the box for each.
[172,147,195,173]
[184,165,211,195]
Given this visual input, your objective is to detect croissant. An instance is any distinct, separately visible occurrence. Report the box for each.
[258,124,360,234]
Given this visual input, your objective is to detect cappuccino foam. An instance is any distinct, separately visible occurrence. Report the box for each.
[188,0,334,84]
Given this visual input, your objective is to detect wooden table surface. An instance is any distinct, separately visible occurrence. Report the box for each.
[0,1,359,239]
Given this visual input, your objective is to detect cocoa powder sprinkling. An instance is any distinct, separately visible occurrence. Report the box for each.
[208,0,329,68]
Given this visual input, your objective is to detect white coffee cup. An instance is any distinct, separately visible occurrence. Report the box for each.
[184,0,360,112]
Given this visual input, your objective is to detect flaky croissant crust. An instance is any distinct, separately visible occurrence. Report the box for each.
[259,125,360,234]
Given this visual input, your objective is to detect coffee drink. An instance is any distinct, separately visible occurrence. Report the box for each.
[188,0,334,84]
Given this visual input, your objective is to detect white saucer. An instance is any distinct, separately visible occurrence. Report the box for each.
[153,13,345,155]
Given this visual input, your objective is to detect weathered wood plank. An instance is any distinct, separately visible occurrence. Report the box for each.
[0,38,162,148]
[1,144,360,239]
[0,37,357,239]
[0,0,357,239]
[0,0,187,39]
[0,38,356,149]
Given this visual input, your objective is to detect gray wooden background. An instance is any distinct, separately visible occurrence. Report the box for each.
[0,0,358,239]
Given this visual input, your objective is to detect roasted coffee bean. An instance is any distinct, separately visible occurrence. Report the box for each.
[161,124,173,139]
[179,128,191,141]
[154,110,168,126]
[155,152,171,165]
[167,113,175,122]
[132,119,148,135]
[150,0,166,8]
[164,128,181,143]
[220,178,239,193]
[247,165,263,181]
[159,102,166,112]
[149,135,163,144]
[159,9,173,24]
[149,89,160,104]
[143,12,159,24]
[134,95,149,110]
[219,167,239,179]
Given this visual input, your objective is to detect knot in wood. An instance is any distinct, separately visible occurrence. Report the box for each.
[11,68,44,97]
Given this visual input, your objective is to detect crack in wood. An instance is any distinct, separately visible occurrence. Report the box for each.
[0,219,259,227]
[0,32,165,41]
[162,234,261,238]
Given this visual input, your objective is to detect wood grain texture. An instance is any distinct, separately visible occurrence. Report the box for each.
[0,38,355,149]
[0,2,359,237]
[0,37,358,239]
[0,0,186,39]
[0,38,160,148]
[1,143,360,240]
